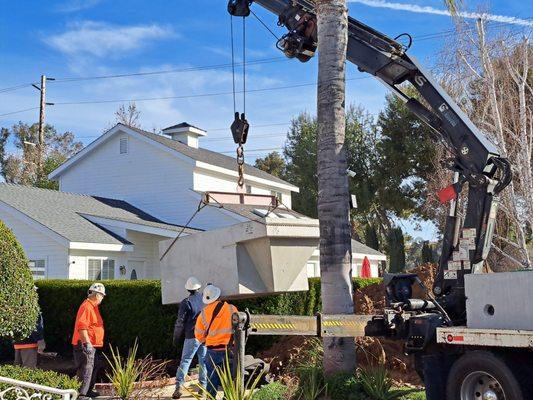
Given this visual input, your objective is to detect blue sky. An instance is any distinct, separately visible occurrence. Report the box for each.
[0,0,531,240]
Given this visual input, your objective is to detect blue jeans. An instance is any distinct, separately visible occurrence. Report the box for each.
[205,349,228,398]
[176,338,207,389]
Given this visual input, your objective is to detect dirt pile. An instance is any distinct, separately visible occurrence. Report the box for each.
[258,336,312,376]
[354,263,438,315]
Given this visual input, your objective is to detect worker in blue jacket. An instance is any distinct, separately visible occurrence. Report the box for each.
[13,312,45,369]
[172,277,206,399]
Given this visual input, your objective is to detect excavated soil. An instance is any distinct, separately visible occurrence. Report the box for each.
[259,264,438,387]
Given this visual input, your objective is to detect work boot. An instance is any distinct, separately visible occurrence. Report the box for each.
[172,388,182,399]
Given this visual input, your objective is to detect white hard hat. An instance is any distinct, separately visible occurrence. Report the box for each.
[88,282,106,296]
[185,276,202,291]
[202,284,221,305]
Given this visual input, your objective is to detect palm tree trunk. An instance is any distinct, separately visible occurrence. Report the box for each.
[316,0,356,374]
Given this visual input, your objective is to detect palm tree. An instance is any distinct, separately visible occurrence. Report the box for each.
[315,0,458,375]
[316,0,354,375]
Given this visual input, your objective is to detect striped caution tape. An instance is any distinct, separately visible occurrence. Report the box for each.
[250,322,297,330]
[322,320,361,327]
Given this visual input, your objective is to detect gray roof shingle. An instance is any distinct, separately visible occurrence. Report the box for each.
[0,184,200,245]
[124,124,294,188]
[351,239,385,257]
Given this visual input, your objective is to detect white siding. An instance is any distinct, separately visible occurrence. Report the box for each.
[59,132,241,231]
[59,133,194,225]
[0,209,69,278]
[67,230,167,280]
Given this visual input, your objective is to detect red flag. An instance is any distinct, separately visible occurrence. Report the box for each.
[361,256,372,278]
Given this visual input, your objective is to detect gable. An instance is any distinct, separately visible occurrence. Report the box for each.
[49,124,299,193]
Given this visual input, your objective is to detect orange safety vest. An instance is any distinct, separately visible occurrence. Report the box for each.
[195,301,237,348]
[72,298,105,347]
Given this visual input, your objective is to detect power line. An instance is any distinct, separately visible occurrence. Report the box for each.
[50,76,369,106]
[74,125,292,140]
[0,57,286,95]
[220,147,282,154]
[0,83,37,94]
[0,107,39,117]
[51,57,288,83]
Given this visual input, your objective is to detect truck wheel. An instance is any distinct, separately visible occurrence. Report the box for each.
[446,351,523,400]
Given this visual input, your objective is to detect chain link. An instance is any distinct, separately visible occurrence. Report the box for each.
[237,144,245,187]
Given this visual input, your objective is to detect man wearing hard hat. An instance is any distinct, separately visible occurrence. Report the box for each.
[72,283,106,400]
[195,284,238,398]
[172,277,207,399]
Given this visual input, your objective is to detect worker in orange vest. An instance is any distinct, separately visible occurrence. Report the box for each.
[194,284,237,398]
[72,283,106,400]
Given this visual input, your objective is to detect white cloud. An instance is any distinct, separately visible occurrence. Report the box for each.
[55,0,104,13]
[45,21,176,58]
[348,0,533,27]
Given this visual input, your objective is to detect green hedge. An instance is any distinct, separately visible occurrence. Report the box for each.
[0,365,79,400]
[0,220,39,340]
[35,278,382,359]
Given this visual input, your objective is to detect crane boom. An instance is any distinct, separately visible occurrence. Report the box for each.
[228,0,512,322]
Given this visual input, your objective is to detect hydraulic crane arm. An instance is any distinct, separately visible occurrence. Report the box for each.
[228,0,511,322]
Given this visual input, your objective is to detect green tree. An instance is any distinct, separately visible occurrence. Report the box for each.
[0,122,83,189]
[284,113,319,218]
[284,106,378,219]
[375,92,436,221]
[421,241,435,263]
[364,224,380,251]
[0,220,39,340]
[254,151,286,178]
[387,227,406,273]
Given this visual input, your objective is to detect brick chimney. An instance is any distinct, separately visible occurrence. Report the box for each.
[162,122,206,148]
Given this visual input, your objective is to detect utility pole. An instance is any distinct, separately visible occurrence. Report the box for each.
[32,75,54,181]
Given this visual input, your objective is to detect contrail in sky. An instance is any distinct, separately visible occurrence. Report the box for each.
[348,0,533,27]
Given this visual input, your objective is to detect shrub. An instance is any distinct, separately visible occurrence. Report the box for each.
[104,340,170,400]
[35,278,382,358]
[0,365,79,400]
[358,367,405,400]
[252,381,290,400]
[189,352,264,400]
[325,372,361,400]
[0,220,39,340]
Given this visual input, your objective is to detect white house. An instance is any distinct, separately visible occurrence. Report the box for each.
[0,122,385,280]
[0,184,199,280]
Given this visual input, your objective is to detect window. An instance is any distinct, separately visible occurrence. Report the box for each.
[245,185,252,194]
[28,260,46,280]
[119,138,128,154]
[270,190,282,201]
[88,259,115,280]
[252,208,279,218]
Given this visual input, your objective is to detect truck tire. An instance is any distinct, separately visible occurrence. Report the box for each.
[446,350,523,400]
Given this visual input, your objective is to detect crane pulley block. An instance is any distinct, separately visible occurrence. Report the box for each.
[228,0,252,16]
[231,112,249,145]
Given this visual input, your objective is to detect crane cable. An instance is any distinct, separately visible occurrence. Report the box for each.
[230,14,250,189]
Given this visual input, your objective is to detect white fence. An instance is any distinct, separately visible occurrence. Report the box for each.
[0,376,77,400]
